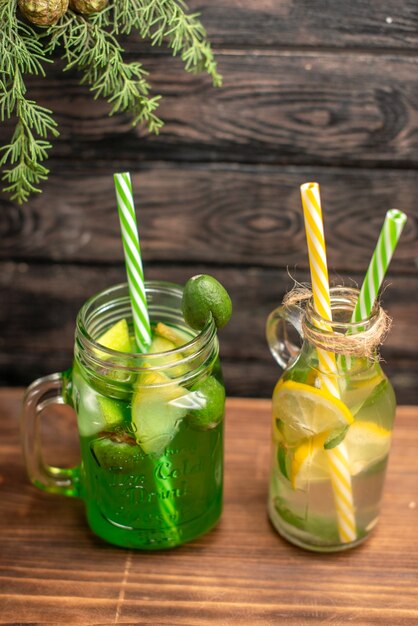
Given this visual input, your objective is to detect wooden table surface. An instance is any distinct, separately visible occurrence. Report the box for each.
[0,389,417,625]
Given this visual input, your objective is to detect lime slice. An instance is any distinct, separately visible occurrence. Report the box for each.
[186,376,225,429]
[182,274,232,330]
[73,363,128,435]
[147,334,189,378]
[289,420,391,489]
[93,319,136,392]
[96,319,133,353]
[273,380,354,445]
[131,371,188,456]
[92,436,144,473]
[149,336,176,353]
[97,396,126,428]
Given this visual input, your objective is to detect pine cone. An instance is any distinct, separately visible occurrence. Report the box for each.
[69,0,108,14]
[18,0,69,25]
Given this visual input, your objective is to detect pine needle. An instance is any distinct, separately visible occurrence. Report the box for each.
[0,0,222,203]
[46,10,164,132]
[0,0,57,204]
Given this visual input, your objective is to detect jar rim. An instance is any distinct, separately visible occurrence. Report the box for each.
[75,280,217,371]
[305,286,380,334]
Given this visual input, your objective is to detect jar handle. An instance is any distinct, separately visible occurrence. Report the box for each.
[21,372,80,497]
[266,304,304,369]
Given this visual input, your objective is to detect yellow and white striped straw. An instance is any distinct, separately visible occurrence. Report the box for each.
[301,182,357,544]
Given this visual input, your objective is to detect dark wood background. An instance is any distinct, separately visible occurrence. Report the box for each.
[2,1,418,401]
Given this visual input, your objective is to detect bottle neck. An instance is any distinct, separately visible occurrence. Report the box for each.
[299,340,378,375]
[302,287,386,361]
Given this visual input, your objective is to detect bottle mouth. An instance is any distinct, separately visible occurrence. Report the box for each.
[305,286,380,334]
[75,281,217,374]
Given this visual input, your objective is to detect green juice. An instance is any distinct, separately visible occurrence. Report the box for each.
[21,280,229,550]
[79,421,223,549]
[71,320,225,549]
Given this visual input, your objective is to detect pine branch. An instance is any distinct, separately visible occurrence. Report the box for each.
[0,93,59,204]
[0,0,221,203]
[0,0,57,204]
[93,0,222,87]
[46,10,163,131]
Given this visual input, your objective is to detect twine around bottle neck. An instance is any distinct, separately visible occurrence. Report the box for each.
[283,285,391,358]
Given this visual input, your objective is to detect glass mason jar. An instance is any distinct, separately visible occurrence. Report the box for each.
[22,281,224,549]
[266,287,396,552]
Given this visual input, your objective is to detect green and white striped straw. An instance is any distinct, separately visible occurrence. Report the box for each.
[114,172,152,352]
[352,209,407,322]
[114,172,181,544]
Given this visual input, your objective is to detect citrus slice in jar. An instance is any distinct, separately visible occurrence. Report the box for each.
[344,421,391,476]
[147,333,189,378]
[289,432,330,489]
[272,379,354,445]
[131,370,188,456]
[96,318,133,353]
[288,421,391,489]
[186,375,225,430]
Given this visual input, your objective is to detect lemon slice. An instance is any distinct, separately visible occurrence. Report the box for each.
[344,421,391,476]
[273,379,354,445]
[155,322,187,347]
[288,420,391,489]
[290,432,329,489]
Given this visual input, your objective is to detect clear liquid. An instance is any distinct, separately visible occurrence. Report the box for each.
[269,359,396,551]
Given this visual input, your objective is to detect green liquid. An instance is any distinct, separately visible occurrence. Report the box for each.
[72,347,224,548]
[80,421,223,549]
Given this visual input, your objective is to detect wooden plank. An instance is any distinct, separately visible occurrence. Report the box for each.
[2,52,418,167]
[1,390,418,624]
[164,0,418,50]
[1,164,417,272]
[3,262,418,403]
[26,2,418,53]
